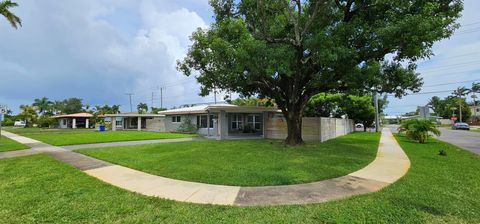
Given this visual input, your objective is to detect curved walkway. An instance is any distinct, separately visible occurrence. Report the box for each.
[1,129,410,206]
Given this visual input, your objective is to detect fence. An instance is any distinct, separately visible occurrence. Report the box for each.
[265,116,355,142]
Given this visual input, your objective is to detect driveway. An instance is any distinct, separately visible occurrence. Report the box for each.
[436,128,480,155]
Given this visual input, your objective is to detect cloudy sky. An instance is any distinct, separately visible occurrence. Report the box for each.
[0,0,479,114]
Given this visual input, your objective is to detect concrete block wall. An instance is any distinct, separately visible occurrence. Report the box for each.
[146,117,165,132]
[265,116,355,142]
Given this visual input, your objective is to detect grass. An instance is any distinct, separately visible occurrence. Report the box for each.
[3,127,198,146]
[78,132,380,186]
[3,127,95,134]
[0,136,28,152]
[1,134,479,223]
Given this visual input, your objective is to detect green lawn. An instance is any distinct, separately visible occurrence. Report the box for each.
[78,132,380,186]
[3,128,198,146]
[1,135,479,223]
[0,136,28,152]
[3,127,95,134]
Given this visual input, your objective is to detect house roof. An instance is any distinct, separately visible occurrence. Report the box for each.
[158,103,280,115]
[103,112,165,118]
[53,113,93,118]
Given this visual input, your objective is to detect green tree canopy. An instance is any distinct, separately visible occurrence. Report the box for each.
[231,97,274,107]
[17,105,37,127]
[305,93,387,130]
[178,0,462,144]
[62,98,84,114]
[429,95,471,121]
[137,103,148,114]
[32,97,53,115]
[0,0,21,29]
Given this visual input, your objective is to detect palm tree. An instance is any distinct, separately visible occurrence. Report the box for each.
[137,103,148,114]
[472,82,480,93]
[0,0,21,29]
[111,105,120,114]
[398,119,441,144]
[18,105,37,127]
[452,86,471,122]
[32,97,53,115]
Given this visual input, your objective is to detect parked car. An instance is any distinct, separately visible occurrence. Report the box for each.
[452,122,470,130]
[355,123,364,129]
[14,121,26,128]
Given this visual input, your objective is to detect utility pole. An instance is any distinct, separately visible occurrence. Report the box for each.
[214,88,217,104]
[126,93,134,112]
[459,98,463,122]
[151,92,154,109]
[374,93,380,132]
[0,105,7,143]
[160,87,164,109]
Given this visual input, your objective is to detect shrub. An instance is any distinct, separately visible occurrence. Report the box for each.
[177,117,198,134]
[398,119,441,143]
[37,115,56,128]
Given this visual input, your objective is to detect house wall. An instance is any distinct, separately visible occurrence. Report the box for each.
[58,118,69,129]
[146,117,165,132]
[265,115,355,142]
[164,114,218,136]
[439,119,452,125]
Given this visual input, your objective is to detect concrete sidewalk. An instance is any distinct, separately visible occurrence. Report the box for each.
[1,129,410,206]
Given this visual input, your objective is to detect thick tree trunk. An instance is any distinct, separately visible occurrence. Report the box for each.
[284,109,304,145]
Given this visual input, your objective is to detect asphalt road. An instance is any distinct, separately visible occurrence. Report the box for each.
[384,125,480,155]
[436,128,480,155]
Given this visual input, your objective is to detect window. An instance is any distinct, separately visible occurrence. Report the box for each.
[247,115,261,130]
[171,116,181,123]
[62,119,66,125]
[231,114,243,130]
[130,118,138,126]
[115,118,123,126]
[197,115,207,128]
[196,115,216,128]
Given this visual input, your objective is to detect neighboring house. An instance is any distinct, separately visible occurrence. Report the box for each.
[158,103,279,139]
[103,113,165,131]
[53,113,93,129]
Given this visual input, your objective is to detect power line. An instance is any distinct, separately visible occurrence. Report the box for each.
[422,79,480,88]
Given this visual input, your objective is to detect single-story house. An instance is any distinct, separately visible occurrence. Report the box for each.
[53,113,93,129]
[103,112,165,131]
[158,103,281,139]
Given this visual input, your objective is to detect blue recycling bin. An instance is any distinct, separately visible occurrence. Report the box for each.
[99,125,106,132]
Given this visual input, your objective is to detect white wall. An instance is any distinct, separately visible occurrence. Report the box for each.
[265,116,355,142]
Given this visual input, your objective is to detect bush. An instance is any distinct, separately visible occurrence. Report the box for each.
[176,117,198,134]
[2,117,14,126]
[398,119,441,143]
[37,115,56,128]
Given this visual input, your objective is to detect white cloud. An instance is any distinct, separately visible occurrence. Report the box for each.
[0,0,212,112]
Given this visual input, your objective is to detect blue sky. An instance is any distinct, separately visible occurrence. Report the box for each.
[0,0,479,114]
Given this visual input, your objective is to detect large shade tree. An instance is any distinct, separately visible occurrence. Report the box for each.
[178,0,462,145]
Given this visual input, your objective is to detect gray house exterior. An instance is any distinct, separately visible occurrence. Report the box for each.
[159,103,280,139]
[103,113,165,131]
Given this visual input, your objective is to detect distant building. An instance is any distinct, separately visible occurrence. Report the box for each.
[53,113,93,129]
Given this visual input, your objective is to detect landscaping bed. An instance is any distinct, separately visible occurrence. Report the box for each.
[78,132,380,186]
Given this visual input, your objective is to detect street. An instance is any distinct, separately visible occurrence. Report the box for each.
[436,128,480,155]
[384,125,480,155]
